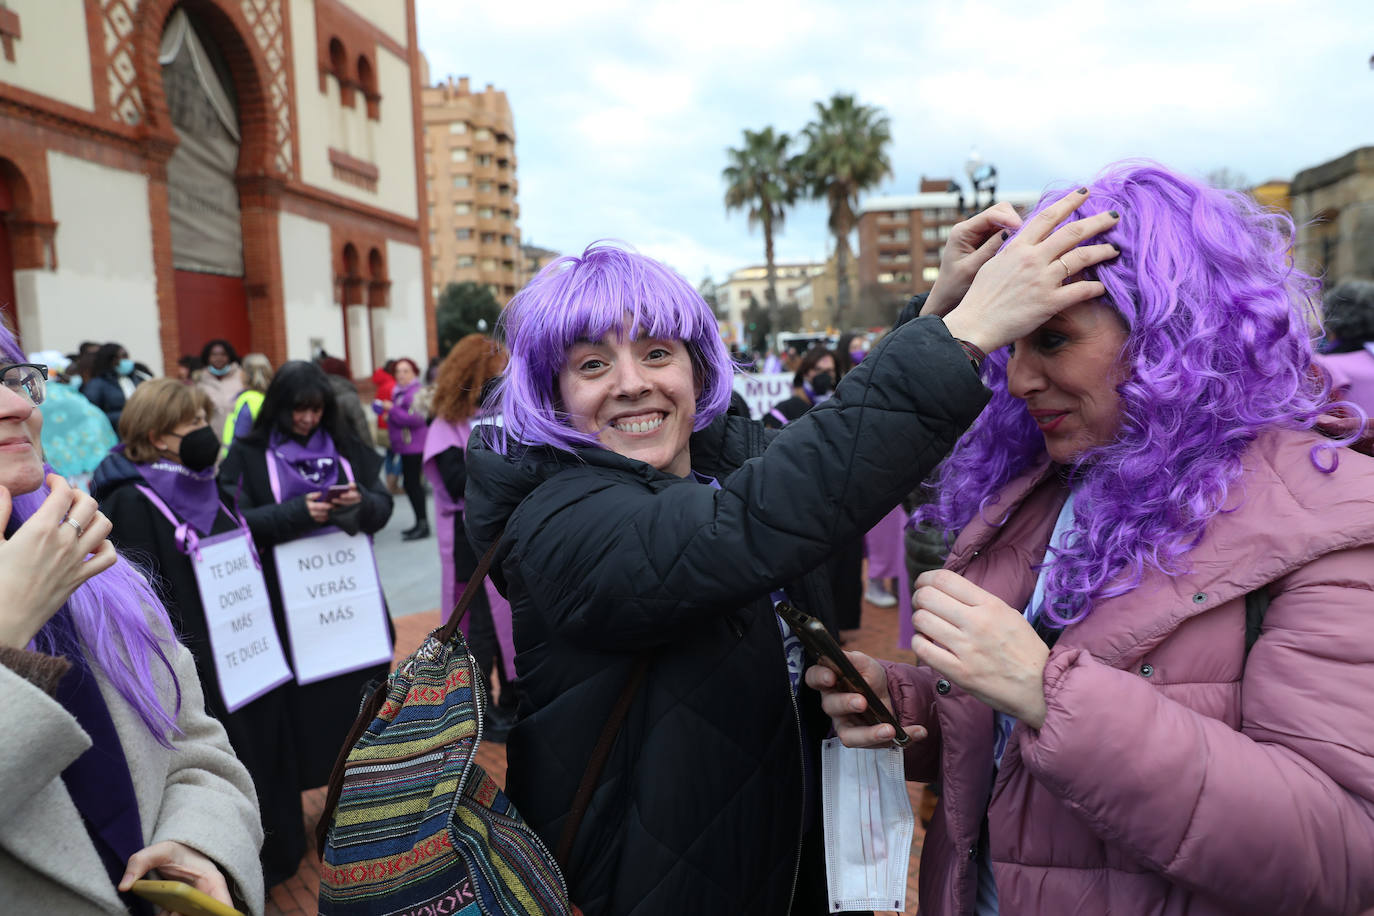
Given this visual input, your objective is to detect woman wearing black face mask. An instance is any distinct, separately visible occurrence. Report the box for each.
[762,346,838,429]
[92,378,306,886]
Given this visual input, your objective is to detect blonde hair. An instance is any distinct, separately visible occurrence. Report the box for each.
[120,378,212,463]
[241,353,273,392]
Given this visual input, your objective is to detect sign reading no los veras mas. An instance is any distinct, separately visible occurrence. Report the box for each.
[273,528,392,684]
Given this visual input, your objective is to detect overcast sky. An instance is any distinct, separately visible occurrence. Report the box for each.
[415,0,1373,286]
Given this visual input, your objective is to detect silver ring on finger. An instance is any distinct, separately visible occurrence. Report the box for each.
[1057,256,1072,278]
[61,517,85,537]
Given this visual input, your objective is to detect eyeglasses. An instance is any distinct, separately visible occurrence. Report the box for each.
[0,363,48,406]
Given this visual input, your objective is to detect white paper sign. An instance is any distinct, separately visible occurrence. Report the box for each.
[190,531,293,712]
[731,372,795,421]
[272,528,393,684]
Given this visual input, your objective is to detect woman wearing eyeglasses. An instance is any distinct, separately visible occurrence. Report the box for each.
[94,378,305,888]
[0,345,264,913]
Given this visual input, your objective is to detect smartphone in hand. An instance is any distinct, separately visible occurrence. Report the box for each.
[325,483,353,500]
[130,880,244,916]
[776,601,911,748]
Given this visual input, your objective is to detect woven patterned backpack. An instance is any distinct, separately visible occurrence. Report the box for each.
[316,542,579,916]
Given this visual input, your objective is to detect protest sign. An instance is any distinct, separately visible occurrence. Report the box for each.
[273,528,392,684]
[190,531,293,711]
[731,372,794,421]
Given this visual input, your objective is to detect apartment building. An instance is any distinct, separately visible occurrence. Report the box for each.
[421,70,520,302]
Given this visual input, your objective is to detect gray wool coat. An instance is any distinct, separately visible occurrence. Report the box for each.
[0,634,265,915]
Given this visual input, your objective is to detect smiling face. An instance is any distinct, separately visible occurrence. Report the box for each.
[0,379,45,497]
[557,324,699,477]
[1006,300,1130,464]
[207,345,230,370]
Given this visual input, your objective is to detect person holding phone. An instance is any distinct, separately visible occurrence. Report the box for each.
[463,195,1119,915]
[0,327,264,914]
[218,362,394,803]
[806,163,1374,915]
[94,379,304,888]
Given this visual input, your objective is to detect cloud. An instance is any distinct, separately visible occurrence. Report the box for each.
[416,0,1374,285]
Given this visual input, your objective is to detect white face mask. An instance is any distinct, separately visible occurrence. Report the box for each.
[820,738,915,912]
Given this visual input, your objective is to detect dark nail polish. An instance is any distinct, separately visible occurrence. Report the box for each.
[1109,210,1120,219]
[1077,186,1089,194]
[1111,242,1120,252]
[1001,230,1009,240]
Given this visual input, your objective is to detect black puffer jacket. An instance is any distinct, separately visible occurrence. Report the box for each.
[464,315,990,916]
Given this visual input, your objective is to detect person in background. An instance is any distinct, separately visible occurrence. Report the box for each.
[195,339,243,438]
[371,360,401,494]
[422,333,517,740]
[763,346,837,429]
[1314,279,1374,418]
[318,356,371,447]
[809,163,1374,916]
[175,355,202,382]
[94,378,303,887]
[25,351,117,493]
[219,362,394,808]
[82,343,149,429]
[222,353,273,457]
[377,357,429,541]
[0,326,265,915]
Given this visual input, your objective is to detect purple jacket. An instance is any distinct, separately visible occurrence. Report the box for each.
[885,427,1374,915]
[385,381,427,455]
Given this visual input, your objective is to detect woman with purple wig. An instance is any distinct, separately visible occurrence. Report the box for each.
[463,197,1118,916]
[808,162,1374,915]
[0,325,264,913]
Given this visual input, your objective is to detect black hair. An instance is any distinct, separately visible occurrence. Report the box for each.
[199,338,240,366]
[1323,281,1374,351]
[791,346,835,390]
[92,342,127,377]
[244,360,359,448]
[178,354,204,372]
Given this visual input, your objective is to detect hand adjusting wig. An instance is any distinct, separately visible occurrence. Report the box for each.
[0,323,181,742]
[490,241,735,455]
[918,160,1357,626]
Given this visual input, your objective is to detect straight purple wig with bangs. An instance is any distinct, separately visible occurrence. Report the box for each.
[491,241,734,454]
[0,324,181,743]
[918,160,1353,626]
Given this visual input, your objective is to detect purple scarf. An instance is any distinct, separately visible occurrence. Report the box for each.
[269,428,340,502]
[134,459,220,535]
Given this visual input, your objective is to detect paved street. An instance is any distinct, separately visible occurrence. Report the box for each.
[267,547,928,916]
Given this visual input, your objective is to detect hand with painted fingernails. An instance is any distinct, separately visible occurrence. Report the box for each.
[804,647,929,749]
[0,473,117,649]
[942,187,1121,355]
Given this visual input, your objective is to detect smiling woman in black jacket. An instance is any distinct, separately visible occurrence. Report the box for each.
[464,199,1119,916]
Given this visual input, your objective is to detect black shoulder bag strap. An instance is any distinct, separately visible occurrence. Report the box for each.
[1244,586,1270,661]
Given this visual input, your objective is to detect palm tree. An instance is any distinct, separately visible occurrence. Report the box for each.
[799,94,893,326]
[723,127,800,337]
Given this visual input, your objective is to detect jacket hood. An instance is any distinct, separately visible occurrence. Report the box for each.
[463,414,768,554]
[90,449,143,501]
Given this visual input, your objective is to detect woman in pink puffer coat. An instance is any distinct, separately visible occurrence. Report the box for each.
[809,163,1374,915]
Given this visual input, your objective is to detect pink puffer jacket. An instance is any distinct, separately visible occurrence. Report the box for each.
[885,427,1374,915]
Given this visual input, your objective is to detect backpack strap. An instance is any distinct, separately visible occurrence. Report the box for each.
[1244,586,1270,659]
[555,654,650,870]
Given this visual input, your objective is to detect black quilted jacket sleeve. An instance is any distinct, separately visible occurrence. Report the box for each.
[504,314,989,651]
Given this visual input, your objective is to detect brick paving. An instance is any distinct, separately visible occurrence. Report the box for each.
[266,594,925,915]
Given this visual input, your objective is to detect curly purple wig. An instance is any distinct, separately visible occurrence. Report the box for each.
[918,161,1353,626]
[0,323,181,742]
[491,242,734,454]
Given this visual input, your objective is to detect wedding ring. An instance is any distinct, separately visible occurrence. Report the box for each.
[1057,257,1072,278]
[61,517,85,537]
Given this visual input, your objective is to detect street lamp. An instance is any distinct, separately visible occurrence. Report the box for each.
[964,148,998,213]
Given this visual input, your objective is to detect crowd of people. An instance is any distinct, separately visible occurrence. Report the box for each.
[3,159,1374,916]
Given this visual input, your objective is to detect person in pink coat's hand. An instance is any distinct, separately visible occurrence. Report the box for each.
[807,162,1374,916]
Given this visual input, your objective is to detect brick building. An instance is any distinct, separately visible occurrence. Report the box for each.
[856,178,1039,310]
[0,0,433,376]
[420,72,519,303]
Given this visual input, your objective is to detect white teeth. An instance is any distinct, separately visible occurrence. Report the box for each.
[615,416,663,434]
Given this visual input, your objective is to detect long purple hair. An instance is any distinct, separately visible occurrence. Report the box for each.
[1,325,181,742]
[490,241,734,454]
[918,161,1355,626]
